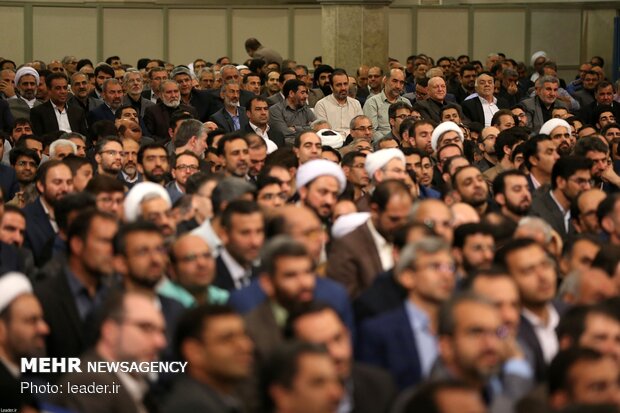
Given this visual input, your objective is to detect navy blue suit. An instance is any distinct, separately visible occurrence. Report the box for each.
[209,107,249,133]
[0,164,19,202]
[23,198,55,267]
[229,277,354,334]
[357,304,422,390]
[87,103,116,127]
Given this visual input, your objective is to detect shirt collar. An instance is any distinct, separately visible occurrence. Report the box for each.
[367,219,387,249]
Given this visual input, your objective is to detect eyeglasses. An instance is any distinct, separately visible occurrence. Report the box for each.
[175,164,199,171]
[392,114,410,120]
[121,319,166,335]
[413,262,456,273]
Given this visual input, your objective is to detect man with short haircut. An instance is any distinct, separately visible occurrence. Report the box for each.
[530,156,593,238]
[452,223,495,277]
[293,130,322,165]
[452,165,490,216]
[9,147,39,198]
[288,303,397,413]
[173,118,208,158]
[574,136,620,192]
[314,69,363,137]
[34,209,118,357]
[164,304,253,411]
[167,151,200,203]
[521,76,569,132]
[24,160,74,266]
[121,68,155,121]
[491,109,516,131]
[30,72,88,136]
[580,80,620,126]
[246,134,268,180]
[341,151,369,200]
[266,70,297,107]
[0,273,49,411]
[483,128,526,184]
[449,64,477,104]
[475,126,499,172]
[462,72,508,126]
[597,193,620,246]
[88,78,124,126]
[118,137,142,188]
[137,142,170,185]
[242,72,262,96]
[210,81,249,133]
[95,136,123,178]
[493,170,532,223]
[404,119,434,154]
[172,66,217,122]
[328,180,413,297]
[363,68,409,141]
[269,79,316,142]
[571,188,606,234]
[217,132,250,178]
[358,237,455,389]
[143,66,168,103]
[0,205,26,248]
[7,66,43,120]
[523,134,560,191]
[83,175,125,220]
[245,96,284,150]
[215,200,264,291]
[547,348,620,410]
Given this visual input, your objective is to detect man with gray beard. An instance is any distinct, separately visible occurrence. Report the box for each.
[7,66,43,119]
[144,79,197,142]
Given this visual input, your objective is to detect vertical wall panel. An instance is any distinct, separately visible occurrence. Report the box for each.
[584,9,616,79]
[33,7,96,63]
[473,9,525,63]
[169,9,227,65]
[388,8,413,64]
[231,9,288,64]
[294,8,322,68]
[0,7,25,64]
[417,9,468,58]
[530,9,581,66]
[103,8,163,65]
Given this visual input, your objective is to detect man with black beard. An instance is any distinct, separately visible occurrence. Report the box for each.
[137,142,170,185]
[539,118,572,156]
[244,236,318,359]
[452,165,491,217]
[452,223,495,278]
[112,221,185,351]
[69,72,102,113]
[89,63,114,100]
[493,170,532,223]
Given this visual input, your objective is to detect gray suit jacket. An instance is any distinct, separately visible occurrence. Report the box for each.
[122,95,156,118]
[530,188,574,238]
[520,96,569,133]
[7,96,42,120]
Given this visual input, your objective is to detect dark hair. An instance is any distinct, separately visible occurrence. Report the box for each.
[45,72,69,89]
[35,159,68,185]
[494,237,539,268]
[185,172,220,195]
[258,236,309,276]
[76,59,93,71]
[573,136,609,157]
[551,156,593,190]
[329,69,348,86]
[492,169,527,196]
[84,175,125,195]
[523,134,552,170]
[341,151,366,168]
[246,96,269,112]
[66,207,116,249]
[494,129,525,161]
[95,63,115,79]
[282,79,306,99]
[452,223,494,249]
[113,220,161,256]
[548,347,604,395]
[459,64,476,77]
[62,154,91,176]
[137,142,168,165]
[221,199,262,230]
[388,101,412,119]
[174,304,238,361]
[491,109,515,128]
[90,120,117,141]
[284,302,341,340]
[370,179,411,212]
[217,131,248,157]
[403,379,478,413]
[9,147,40,167]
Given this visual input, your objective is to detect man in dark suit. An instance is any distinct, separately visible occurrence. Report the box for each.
[579,80,620,126]
[52,291,165,413]
[461,72,509,126]
[163,304,253,412]
[0,97,14,133]
[327,179,413,298]
[209,81,249,133]
[0,140,19,201]
[34,209,118,358]
[88,78,123,126]
[496,238,569,382]
[68,72,103,114]
[143,79,196,142]
[171,65,218,121]
[121,69,155,120]
[415,76,460,124]
[23,160,74,267]
[530,156,593,239]
[30,72,87,136]
[214,199,264,291]
[245,96,286,149]
[288,303,397,413]
[357,237,455,390]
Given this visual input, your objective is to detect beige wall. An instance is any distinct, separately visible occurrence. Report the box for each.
[1,3,616,77]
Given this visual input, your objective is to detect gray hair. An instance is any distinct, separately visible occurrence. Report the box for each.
[60,132,86,142]
[517,216,553,244]
[396,236,451,274]
[49,139,77,158]
[197,67,214,77]
[159,79,179,94]
[122,68,142,84]
[175,119,207,149]
[310,119,331,131]
[535,75,559,88]
[212,177,256,215]
[557,270,581,301]
[349,115,370,131]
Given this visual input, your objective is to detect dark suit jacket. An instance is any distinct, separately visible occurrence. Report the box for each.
[579,101,620,126]
[7,96,42,120]
[0,164,18,202]
[207,88,255,116]
[530,188,575,238]
[357,304,422,390]
[30,100,87,136]
[209,107,249,133]
[0,98,14,133]
[52,351,146,413]
[122,94,156,119]
[244,300,282,360]
[69,94,103,114]
[163,374,241,412]
[214,253,257,291]
[0,241,24,275]
[243,123,286,148]
[23,197,55,267]
[351,363,397,413]
[461,96,509,125]
[0,360,37,410]
[353,270,407,327]
[87,102,116,126]
[326,222,383,298]
[414,98,461,124]
[144,102,197,142]
[34,268,89,358]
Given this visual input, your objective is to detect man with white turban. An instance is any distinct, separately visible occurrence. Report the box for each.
[8,66,42,119]
[540,118,573,156]
[296,158,346,223]
[124,181,176,243]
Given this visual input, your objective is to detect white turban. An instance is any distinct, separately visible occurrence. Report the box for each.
[431,121,464,152]
[0,272,33,313]
[331,212,370,238]
[365,148,405,178]
[530,51,548,67]
[124,182,172,223]
[317,129,344,149]
[539,118,571,136]
[15,66,40,87]
[296,159,346,194]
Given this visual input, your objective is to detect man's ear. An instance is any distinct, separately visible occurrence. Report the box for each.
[259,274,274,298]
[494,192,506,207]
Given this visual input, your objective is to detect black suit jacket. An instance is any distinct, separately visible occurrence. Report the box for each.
[461,96,509,125]
[144,102,197,142]
[0,164,18,202]
[34,268,89,358]
[163,374,241,412]
[0,98,14,133]
[243,123,286,148]
[185,88,219,121]
[30,100,87,136]
[23,197,55,267]
[214,253,258,291]
[0,241,24,275]
[351,363,397,413]
[87,103,116,127]
[530,188,575,238]
[353,270,407,327]
[209,107,249,133]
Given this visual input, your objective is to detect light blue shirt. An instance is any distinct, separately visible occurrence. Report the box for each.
[404,300,438,377]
